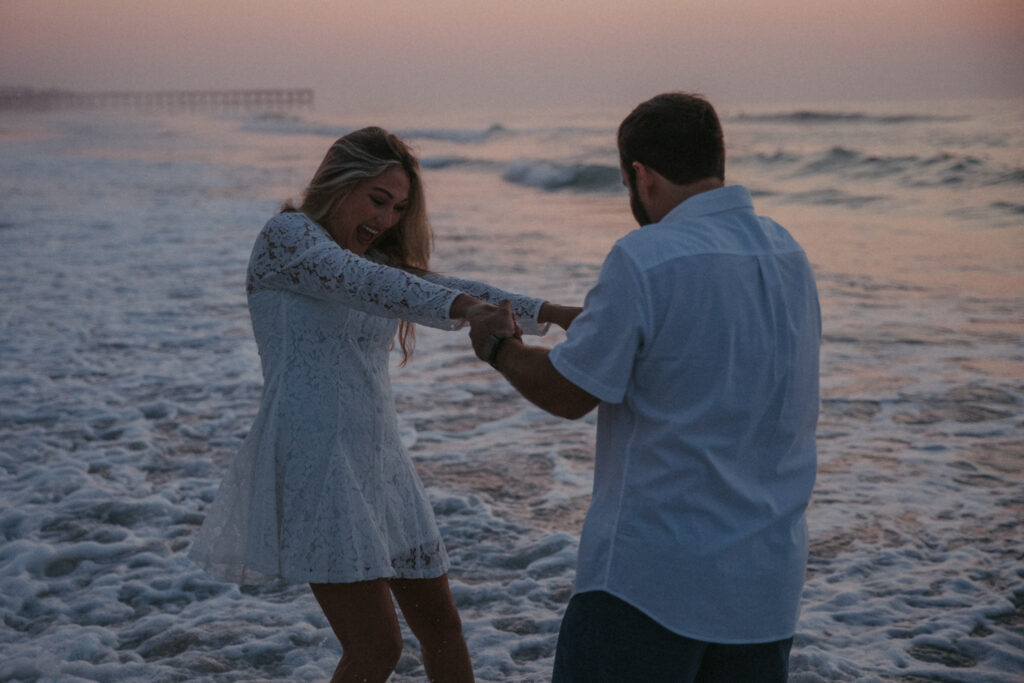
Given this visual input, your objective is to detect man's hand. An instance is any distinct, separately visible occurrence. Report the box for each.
[469,300,519,364]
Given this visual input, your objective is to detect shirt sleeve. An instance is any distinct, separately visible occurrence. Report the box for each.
[421,273,550,336]
[247,213,463,330]
[549,245,647,404]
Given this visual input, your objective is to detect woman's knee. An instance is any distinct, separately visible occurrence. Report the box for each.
[339,606,404,669]
[432,596,465,635]
[415,597,464,647]
[344,626,403,674]
[310,580,404,675]
[391,576,465,643]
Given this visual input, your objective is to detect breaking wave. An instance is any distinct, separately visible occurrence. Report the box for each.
[501,160,621,193]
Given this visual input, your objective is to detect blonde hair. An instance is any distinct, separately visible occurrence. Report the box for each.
[284,127,432,363]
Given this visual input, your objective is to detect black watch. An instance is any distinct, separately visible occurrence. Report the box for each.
[485,333,510,369]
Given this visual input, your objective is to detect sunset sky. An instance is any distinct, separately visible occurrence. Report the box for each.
[1,0,1021,111]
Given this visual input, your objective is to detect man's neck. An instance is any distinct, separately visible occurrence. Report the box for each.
[650,177,724,223]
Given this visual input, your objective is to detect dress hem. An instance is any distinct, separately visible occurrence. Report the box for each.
[188,553,452,586]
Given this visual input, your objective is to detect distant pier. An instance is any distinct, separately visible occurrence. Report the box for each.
[0,88,315,113]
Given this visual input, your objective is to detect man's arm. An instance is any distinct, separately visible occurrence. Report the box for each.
[470,301,599,420]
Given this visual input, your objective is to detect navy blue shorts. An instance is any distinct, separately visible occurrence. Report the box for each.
[552,591,793,683]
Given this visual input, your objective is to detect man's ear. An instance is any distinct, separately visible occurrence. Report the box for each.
[632,162,656,198]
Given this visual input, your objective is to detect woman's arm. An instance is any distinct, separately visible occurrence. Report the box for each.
[249,214,462,329]
[423,273,579,334]
[538,302,582,331]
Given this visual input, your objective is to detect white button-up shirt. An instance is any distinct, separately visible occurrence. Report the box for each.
[550,185,820,643]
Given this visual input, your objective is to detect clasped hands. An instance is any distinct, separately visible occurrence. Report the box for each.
[466,300,521,367]
[455,296,581,367]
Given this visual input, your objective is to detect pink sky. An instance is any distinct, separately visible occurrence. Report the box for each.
[1,0,1021,110]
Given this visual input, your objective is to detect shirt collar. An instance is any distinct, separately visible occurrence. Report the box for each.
[658,185,753,225]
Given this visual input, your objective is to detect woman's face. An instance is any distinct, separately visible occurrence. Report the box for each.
[326,165,410,255]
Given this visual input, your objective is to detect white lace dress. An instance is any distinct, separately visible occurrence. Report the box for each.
[188,211,548,584]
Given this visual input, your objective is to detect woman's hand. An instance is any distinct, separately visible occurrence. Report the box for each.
[451,294,523,333]
[450,294,496,322]
[539,302,582,331]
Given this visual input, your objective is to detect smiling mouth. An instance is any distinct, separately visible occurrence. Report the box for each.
[357,224,380,244]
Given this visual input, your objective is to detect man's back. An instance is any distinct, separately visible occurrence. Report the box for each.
[550,185,820,643]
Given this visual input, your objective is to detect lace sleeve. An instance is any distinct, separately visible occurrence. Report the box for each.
[247,213,462,329]
[421,273,551,336]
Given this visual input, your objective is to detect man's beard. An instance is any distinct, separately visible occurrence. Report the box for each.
[627,174,652,226]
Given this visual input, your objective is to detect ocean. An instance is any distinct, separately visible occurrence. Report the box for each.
[0,97,1021,681]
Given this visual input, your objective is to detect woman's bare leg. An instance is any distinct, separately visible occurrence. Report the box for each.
[310,580,403,683]
[390,574,474,682]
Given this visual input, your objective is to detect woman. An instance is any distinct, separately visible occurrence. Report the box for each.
[189,127,577,682]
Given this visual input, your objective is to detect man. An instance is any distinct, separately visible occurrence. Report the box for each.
[469,92,820,682]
